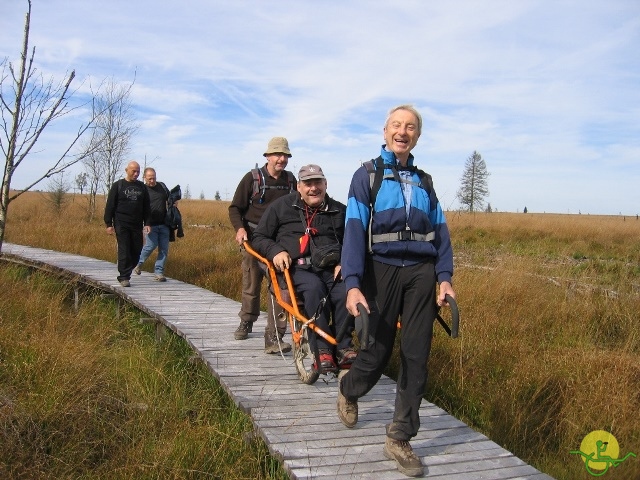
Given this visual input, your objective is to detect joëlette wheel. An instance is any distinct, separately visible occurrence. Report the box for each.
[293,321,319,385]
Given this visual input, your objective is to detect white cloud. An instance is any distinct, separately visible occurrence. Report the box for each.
[1,0,638,214]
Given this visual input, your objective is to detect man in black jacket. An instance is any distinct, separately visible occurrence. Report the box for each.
[252,164,356,372]
[104,161,151,287]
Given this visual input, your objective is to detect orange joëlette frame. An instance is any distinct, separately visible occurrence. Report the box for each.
[242,241,339,346]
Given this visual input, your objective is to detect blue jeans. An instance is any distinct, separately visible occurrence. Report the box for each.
[138,224,170,274]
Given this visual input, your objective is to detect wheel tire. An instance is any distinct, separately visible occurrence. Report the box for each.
[293,318,320,385]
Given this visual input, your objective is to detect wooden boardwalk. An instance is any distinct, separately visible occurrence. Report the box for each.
[1,243,553,480]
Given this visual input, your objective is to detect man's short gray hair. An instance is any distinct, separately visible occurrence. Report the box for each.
[385,104,422,135]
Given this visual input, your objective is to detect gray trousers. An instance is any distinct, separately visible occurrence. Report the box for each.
[239,249,285,337]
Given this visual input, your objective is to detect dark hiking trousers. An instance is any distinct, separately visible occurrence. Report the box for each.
[291,265,351,352]
[340,259,437,441]
[115,223,144,281]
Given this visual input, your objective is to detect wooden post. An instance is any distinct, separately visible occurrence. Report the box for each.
[100,293,122,319]
[74,285,80,313]
[140,317,170,342]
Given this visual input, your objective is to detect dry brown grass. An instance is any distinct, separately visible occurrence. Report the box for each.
[0,263,285,479]
[4,192,640,479]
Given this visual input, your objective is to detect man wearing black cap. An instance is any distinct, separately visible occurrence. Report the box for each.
[229,137,297,353]
[251,164,356,372]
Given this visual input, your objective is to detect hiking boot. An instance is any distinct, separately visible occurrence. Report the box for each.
[264,332,291,354]
[337,348,357,369]
[383,437,424,477]
[154,274,166,282]
[337,376,358,428]
[119,279,130,287]
[234,321,253,340]
[133,264,142,275]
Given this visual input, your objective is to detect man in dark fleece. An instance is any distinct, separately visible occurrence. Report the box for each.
[104,160,151,287]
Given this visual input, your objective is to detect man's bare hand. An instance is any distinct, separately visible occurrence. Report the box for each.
[346,287,369,317]
[437,281,455,307]
[273,251,292,271]
[235,228,248,245]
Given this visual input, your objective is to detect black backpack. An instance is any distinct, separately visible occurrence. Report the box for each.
[160,183,183,238]
[250,165,296,204]
[363,156,433,207]
[362,156,435,252]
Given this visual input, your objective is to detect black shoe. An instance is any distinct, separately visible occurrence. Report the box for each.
[234,321,253,340]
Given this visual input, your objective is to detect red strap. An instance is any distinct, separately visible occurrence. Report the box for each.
[299,204,320,254]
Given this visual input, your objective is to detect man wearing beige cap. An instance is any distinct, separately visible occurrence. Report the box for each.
[229,137,297,353]
[252,164,356,373]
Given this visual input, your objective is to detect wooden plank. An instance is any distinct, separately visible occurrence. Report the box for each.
[1,243,554,480]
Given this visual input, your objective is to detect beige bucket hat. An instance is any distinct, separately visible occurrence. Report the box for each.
[263,137,292,157]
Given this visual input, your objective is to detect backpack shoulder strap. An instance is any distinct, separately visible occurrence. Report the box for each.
[364,156,386,207]
[158,182,173,208]
[251,167,295,204]
[286,170,296,192]
[363,157,384,254]
[250,167,264,204]
[416,169,433,194]
[158,181,170,197]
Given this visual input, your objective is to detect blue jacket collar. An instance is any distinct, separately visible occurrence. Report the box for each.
[380,144,415,167]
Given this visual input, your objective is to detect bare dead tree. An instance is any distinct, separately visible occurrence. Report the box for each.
[0,1,133,249]
[81,78,138,221]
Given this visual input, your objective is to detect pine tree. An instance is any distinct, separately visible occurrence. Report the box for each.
[456,151,490,212]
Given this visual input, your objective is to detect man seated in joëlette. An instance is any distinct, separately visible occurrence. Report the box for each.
[251,164,356,371]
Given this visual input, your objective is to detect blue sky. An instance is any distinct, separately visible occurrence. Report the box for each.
[2,0,639,215]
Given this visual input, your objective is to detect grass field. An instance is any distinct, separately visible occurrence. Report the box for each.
[2,191,639,479]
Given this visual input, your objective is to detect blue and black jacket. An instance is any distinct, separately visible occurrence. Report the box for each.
[342,145,453,292]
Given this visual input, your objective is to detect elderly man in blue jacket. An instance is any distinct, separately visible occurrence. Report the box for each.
[337,105,456,477]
